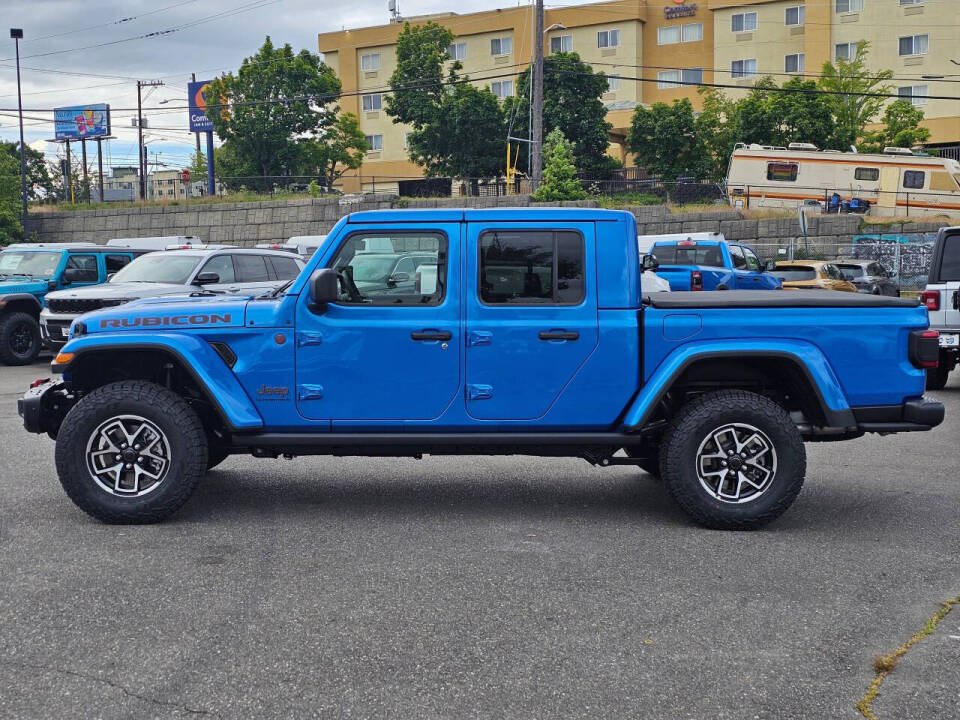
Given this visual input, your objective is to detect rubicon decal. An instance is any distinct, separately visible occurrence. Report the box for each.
[99,313,232,329]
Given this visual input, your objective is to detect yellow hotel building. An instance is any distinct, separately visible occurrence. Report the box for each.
[318,0,960,194]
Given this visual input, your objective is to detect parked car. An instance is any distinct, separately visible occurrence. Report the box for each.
[836,261,899,296]
[0,243,152,365]
[106,236,203,250]
[647,237,781,291]
[21,209,943,531]
[39,247,304,351]
[771,262,857,292]
[920,226,960,389]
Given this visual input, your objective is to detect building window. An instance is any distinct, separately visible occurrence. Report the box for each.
[361,93,382,111]
[448,42,466,60]
[899,0,924,4]
[606,75,621,92]
[657,70,681,89]
[835,41,860,60]
[785,54,805,73]
[767,162,799,182]
[731,59,758,79]
[899,85,929,105]
[682,68,703,85]
[360,53,381,71]
[682,23,703,42]
[836,0,864,12]
[731,12,758,32]
[855,167,880,181]
[365,134,383,151]
[903,170,925,189]
[550,34,573,53]
[403,131,412,148]
[785,6,805,26]
[490,36,512,55]
[658,26,680,45]
[898,34,928,56]
[490,80,513,98]
[597,29,620,48]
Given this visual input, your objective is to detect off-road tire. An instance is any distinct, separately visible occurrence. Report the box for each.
[55,381,207,524]
[0,311,41,366]
[660,390,806,530]
[926,362,950,391]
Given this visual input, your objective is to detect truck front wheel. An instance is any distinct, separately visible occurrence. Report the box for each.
[0,312,41,365]
[54,381,208,523]
[660,390,806,530]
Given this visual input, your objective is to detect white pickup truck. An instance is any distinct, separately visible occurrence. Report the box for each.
[921,226,960,389]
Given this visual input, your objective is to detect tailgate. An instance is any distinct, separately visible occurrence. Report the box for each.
[653,266,694,291]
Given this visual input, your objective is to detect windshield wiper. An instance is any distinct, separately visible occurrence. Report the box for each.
[269,278,295,297]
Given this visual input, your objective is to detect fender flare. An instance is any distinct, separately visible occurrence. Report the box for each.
[55,332,264,431]
[0,293,43,316]
[622,340,855,431]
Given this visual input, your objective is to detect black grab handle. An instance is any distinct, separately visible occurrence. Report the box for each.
[411,330,452,341]
[538,331,579,341]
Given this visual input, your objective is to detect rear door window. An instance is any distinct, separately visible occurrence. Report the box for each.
[939,234,960,281]
[268,256,302,280]
[105,254,133,273]
[234,254,270,282]
[65,254,99,282]
[479,230,584,305]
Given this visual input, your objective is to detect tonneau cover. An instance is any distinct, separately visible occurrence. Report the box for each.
[643,289,919,309]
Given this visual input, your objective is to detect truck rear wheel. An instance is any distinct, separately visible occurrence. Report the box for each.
[54,381,208,524]
[0,312,41,366]
[926,360,950,390]
[660,390,805,530]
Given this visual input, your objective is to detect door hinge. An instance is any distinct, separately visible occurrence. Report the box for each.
[297,332,323,347]
[466,384,493,401]
[297,384,324,401]
[468,331,492,347]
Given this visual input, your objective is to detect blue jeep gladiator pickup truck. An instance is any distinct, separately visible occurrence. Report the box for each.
[19,209,944,529]
[649,236,782,292]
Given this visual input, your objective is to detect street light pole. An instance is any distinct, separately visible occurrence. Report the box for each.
[10,29,28,237]
[530,0,544,192]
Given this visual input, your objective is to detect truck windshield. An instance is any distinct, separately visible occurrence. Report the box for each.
[771,267,817,282]
[111,254,201,284]
[0,251,61,278]
[650,244,725,267]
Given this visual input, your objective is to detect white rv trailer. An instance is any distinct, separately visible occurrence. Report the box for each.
[725,143,960,217]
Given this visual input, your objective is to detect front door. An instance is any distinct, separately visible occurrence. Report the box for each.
[464,222,599,420]
[879,166,899,209]
[294,224,460,421]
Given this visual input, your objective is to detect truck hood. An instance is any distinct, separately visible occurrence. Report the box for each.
[46,281,192,301]
[0,278,48,296]
[76,294,248,334]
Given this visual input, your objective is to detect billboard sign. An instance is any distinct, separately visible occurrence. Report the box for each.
[188,79,218,133]
[54,104,111,140]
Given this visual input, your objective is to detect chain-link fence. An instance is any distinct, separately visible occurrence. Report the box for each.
[837,232,937,295]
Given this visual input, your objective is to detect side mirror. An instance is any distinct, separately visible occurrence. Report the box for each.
[62,268,79,284]
[763,259,777,272]
[106,272,116,282]
[194,272,220,285]
[309,268,339,309]
[641,254,659,272]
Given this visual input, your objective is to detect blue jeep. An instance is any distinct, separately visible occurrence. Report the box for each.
[0,243,150,365]
[19,210,944,529]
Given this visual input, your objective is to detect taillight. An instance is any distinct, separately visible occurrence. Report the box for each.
[909,329,940,369]
[921,290,940,311]
[691,271,703,291]
[30,378,50,389]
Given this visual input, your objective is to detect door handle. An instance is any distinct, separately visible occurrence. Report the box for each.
[538,330,579,341]
[411,330,452,341]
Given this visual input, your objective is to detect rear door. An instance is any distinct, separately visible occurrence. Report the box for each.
[934,231,960,329]
[464,222,598,420]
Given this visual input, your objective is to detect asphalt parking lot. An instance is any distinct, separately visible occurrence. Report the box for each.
[0,360,957,719]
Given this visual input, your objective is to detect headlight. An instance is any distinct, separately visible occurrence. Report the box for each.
[99,298,136,307]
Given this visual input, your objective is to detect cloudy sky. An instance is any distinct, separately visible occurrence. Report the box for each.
[0,0,596,173]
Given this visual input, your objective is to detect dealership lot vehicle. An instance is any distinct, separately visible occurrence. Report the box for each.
[772,261,858,293]
[836,261,899,296]
[921,226,960,389]
[21,209,943,529]
[0,243,151,365]
[39,247,304,351]
[647,237,781,291]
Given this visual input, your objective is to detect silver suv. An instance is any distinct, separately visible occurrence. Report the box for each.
[41,247,304,351]
[921,226,960,389]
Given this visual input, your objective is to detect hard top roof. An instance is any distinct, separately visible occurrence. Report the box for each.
[346,208,635,224]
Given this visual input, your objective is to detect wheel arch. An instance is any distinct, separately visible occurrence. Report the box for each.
[1,294,43,319]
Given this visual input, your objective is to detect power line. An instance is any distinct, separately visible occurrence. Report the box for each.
[24,0,203,43]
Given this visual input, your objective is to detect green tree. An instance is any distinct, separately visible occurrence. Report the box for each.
[768,76,834,148]
[213,140,259,191]
[695,87,740,181]
[626,98,708,185]
[300,112,369,188]
[817,41,893,149]
[858,99,932,154]
[1,142,53,202]
[0,148,23,244]
[532,128,587,201]
[507,52,618,177]
[386,21,505,178]
[187,149,208,181]
[205,36,341,187]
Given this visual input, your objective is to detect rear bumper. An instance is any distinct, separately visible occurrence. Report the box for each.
[854,397,945,433]
[18,379,72,436]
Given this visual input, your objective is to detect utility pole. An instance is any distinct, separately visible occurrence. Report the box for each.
[191,72,202,157]
[530,0,544,192]
[10,29,28,236]
[136,79,163,200]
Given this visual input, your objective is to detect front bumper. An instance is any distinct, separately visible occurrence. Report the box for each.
[18,379,73,436]
[39,310,77,351]
[854,396,945,434]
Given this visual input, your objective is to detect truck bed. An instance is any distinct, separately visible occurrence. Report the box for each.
[643,289,918,309]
